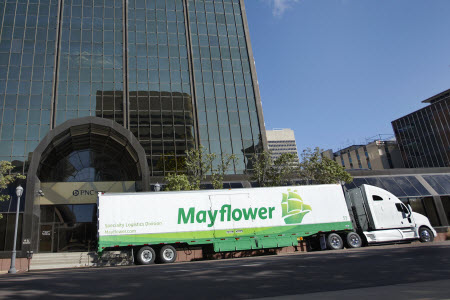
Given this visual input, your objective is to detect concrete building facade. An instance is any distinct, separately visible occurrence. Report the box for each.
[325,138,404,171]
[266,128,299,161]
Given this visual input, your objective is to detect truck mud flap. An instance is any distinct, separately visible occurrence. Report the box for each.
[276,236,297,248]
[235,239,252,251]
[214,238,260,252]
[260,237,278,248]
[214,241,236,252]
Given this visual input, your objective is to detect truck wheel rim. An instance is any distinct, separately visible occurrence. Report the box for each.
[350,235,360,246]
[421,230,431,241]
[141,250,153,262]
[163,249,174,261]
[331,237,341,248]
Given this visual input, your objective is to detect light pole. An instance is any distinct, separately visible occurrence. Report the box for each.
[8,185,23,274]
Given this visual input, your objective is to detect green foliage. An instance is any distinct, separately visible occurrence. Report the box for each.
[164,174,192,191]
[269,153,299,186]
[0,161,26,219]
[163,146,238,191]
[185,146,215,190]
[250,151,273,187]
[250,148,352,187]
[211,154,237,189]
[299,147,353,184]
[162,146,351,190]
[251,151,299,187]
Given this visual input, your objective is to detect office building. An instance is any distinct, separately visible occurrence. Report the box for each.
[0,0,267,255]
[266,128,298,161]
[392,89,450,168]
[324,137,404,171]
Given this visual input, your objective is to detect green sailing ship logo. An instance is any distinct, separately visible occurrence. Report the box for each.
[281,190,312,224]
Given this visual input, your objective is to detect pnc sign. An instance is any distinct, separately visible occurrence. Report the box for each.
[72,190,100,196]
[40,182,136,205]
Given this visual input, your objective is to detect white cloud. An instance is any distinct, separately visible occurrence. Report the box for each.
[265,0,299,17]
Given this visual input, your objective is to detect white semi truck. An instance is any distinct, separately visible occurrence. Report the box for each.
[97,184,436,265]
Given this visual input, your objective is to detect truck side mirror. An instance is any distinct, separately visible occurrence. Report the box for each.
[403,204,411,218]
[407,204,413,217]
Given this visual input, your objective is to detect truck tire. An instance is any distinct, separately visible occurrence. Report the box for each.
[136,246,156,265]
[159,245,177,263]
[345,232,362,248]
[418,227,434,243]
[326,233,344,250]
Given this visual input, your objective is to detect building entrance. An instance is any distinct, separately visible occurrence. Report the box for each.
[38,222,98,253]
[39,224,54,252]
[39,205,98,252]
[38,182,136,252]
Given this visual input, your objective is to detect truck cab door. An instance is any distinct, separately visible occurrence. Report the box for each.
[364,185,407,229]
[370,194,400,229]
[395,203,417,239]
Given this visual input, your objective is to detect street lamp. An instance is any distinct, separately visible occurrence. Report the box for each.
[8,185,23,274]
[154,183,161,192]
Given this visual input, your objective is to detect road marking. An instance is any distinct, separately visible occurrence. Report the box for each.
[241,263,264,267]
[164,263,264,273]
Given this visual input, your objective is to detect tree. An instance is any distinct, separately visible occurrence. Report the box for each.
[269,153,299,186]
[0,161,26,219]
[250,151,299,187]
[163,147,238,191]
[164,173,192,191]
[211,154,237,189]
[299,147,353,184]
[250,151,273,187]
[185,146,215,190]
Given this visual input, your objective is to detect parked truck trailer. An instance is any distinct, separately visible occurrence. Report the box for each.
[97,184,436,265]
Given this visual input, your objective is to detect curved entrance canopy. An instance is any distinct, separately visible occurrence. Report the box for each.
[38,123,142,182]
[23,117,149,253]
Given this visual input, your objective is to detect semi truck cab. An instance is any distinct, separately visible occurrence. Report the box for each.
[346,184,437,244]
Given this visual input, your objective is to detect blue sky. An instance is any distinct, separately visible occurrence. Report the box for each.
[244,0,450,151]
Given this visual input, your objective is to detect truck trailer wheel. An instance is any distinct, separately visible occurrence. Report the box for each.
[159,245,177,263]
[326,233,344,250]
[136,246,156,265]
[418,227,434,243]
[345,232,362,248]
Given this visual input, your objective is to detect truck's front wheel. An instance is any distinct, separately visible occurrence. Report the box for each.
[418,227,434,243]
[136,246,156,265]
[326,233,344,250]
[159,245,177,263]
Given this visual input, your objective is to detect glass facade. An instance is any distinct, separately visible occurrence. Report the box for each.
[127,0,194,176]
[0,0,264,177]
[392,96,450,168]
[189,0,261,173]
[0,0,266,253]
[56,0,125,127]
[0,0,58,173]
[0,182,25,252]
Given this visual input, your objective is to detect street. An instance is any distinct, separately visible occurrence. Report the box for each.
[0,241,449,299]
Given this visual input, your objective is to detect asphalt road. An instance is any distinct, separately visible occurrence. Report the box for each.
[0,241,449,300]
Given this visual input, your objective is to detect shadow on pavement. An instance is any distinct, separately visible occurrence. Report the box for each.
[0,243,449,299]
